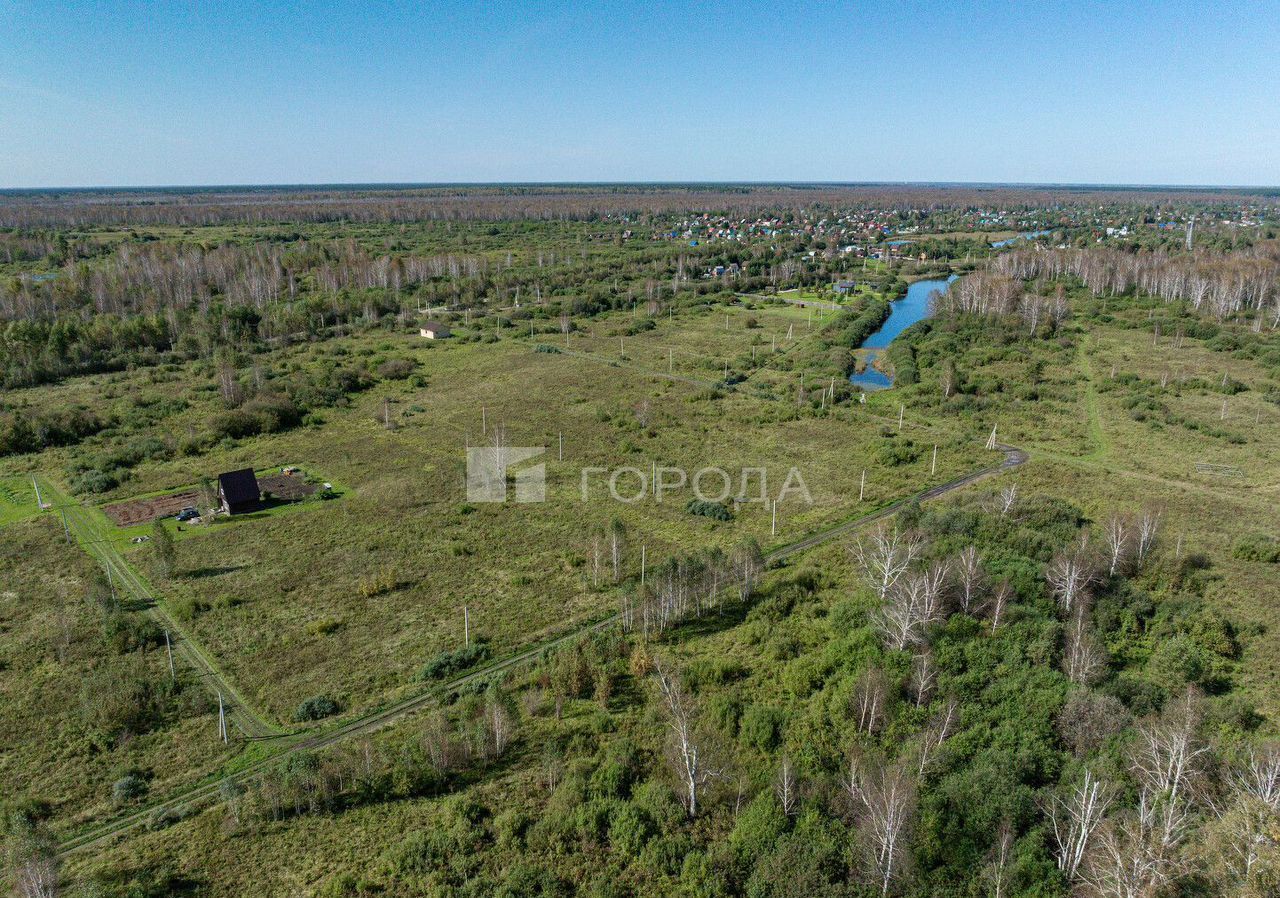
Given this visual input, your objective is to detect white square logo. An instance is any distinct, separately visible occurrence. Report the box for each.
[466,446,546,503]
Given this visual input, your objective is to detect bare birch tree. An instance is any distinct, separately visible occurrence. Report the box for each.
[874,566,947,651]
[1129,688,1209,852]
[983,821,1015,898]
[1102,513,1132,577]
[850,524,922,601]
[954,545,986,614]
[776,755,800,817]
[998,482,1018,517]
[985,580,1012,632]
[1048,769,1114,882]
[1063,609,1107,685]
[852,667,890,734]
[1134,507,1163,570]
[843,751,918,896]
[609,518,628,582]
[1047,544,1096,615]
[907,652,936,709]
[654,658,717,818]
[916,697,959,776]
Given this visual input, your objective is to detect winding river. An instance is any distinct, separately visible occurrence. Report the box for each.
[848,275,956,390]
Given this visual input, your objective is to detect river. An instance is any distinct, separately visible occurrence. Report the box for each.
[848,275,956,390]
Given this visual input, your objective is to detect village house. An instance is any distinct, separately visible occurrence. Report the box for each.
[419,321,452,339]
[217,468,261,515]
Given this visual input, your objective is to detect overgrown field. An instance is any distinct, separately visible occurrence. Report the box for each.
[0,518,232,836]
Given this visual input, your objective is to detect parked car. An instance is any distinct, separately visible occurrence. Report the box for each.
[176,507,199,522]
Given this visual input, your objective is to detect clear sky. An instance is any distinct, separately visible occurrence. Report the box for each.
[1,0,1277,188]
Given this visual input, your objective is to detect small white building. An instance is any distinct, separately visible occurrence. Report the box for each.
[419,321,452,340]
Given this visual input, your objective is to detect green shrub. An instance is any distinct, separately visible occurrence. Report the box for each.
[293,695,341,722]
[1232,534,1280,563]
[112,773,148,805]
[419,641,491,681]
[685,499,732,521]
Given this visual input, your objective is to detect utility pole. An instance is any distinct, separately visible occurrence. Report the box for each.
[464,605,470,647]
[898,405,904,431]
[558,431,563,462]
[931,444,938,476]
[31,476,43,509]
[165,630,176,683]
[640,544,646,588]
[771,500,777,537]
[218,693,227,743]
[859,469,866,502]
[60,510,71,543]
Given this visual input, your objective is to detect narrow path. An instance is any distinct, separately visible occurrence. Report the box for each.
[57,444,1027,857]
[1077,334,1111,462]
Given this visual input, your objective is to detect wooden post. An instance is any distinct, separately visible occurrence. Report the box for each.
[165,630,176,684]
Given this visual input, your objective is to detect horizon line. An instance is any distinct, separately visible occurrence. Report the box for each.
[3,179,1279,196]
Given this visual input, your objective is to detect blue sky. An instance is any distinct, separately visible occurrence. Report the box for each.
[1,0,1277,188]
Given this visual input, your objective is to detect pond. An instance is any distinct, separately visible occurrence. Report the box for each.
[848,275,956,391]
[990,229,1051,248]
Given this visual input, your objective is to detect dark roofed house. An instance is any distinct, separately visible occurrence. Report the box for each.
[217,468,261,515]
[419,321,452,340]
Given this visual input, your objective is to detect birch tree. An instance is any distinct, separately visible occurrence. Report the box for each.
[850,524,921,601]
[1063,609,1107,685]
[654,658,717,818]
[852,667,890,734]
[1134,507,1163,569]
[843,751,918,896]
[953,545,986,614]
[1047,545,1096,615]
[1102,513,1132,577]
[1048,769,1113,881]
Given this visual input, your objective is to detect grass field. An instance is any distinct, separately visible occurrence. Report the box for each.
[0,517,234,836]
[0,476,40,525]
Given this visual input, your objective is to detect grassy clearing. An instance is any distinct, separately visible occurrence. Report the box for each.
[0,475,41,525]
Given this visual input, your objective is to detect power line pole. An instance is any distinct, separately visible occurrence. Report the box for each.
[165,630,176,684]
